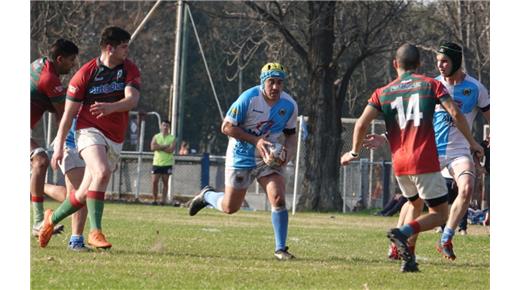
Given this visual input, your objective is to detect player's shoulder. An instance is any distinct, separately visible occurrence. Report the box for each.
[75,58,98,76]
[123,59,140,72]
[238,85,261,101]
[280,91,297,107]
[463,74,487,90]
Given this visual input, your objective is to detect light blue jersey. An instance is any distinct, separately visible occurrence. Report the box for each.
[433,74,489,157]
[65,118,78,149]
[224,85,298,169]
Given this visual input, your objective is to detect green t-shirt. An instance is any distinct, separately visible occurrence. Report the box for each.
[153,133,175,166]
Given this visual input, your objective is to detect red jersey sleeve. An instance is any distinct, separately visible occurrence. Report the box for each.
[431,79,450,104]
[39,74,65,103]
[124,61,141,91]
[367,88,382,111]
[66,66,91,103]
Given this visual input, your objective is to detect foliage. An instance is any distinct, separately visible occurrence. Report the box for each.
[31,202,490,289]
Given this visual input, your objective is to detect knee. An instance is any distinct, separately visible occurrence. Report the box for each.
[458,182,473,200]
[91,167,112,183]
[221,205,239,215]
[32,155,49,172]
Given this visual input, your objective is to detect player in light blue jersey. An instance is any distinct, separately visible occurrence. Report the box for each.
[188,62,299,260]
[44,118,89,251]
[432,42,489,260]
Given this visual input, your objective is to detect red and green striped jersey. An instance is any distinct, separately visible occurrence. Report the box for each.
[66,58,141,143]
[368,72,450,175]
[30,57,66,129]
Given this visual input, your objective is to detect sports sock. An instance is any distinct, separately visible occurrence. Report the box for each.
[272,207,288,251]
[399,220,421,237]
[441,227,455,243]
[204,190,225,211]
[51,190,85,225]
[31,195,44,225]
[86,191,105,230]
[69,234,84,246]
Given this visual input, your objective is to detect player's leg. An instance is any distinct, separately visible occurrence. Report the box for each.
[65,166,89,251]
[151,171,160,204]
[161,173,169,205]
[188,168,250,216]
[43,184,66,202]
[80,144,113,249]
[258,172,294,260]
[441,157,475,258]
[30,139,49,229]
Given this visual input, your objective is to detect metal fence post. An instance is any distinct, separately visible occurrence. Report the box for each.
[135,115,146,201]
[360,158,369,208]
[382,161,392,207]
[200,152,209,189]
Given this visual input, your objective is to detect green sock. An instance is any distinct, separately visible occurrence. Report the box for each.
[51,192,84,225]
[86,191,105,230]
[31,195,44,226]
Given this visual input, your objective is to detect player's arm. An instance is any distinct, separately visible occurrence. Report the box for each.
[51,100,81,170]
[90,86,140,118]
[163,139,176,154]
[340,105,379,166]
[440,97,484,156]
[282,130,297,165]
[221,120,270,159]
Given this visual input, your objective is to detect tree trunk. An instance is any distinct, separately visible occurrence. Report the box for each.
[297,2,343,211]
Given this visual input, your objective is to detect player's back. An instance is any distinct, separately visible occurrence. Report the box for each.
[369,72,450,175]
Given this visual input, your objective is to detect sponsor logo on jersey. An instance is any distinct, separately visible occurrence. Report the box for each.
[279,109,286,117]
[117,69,123,80]
[463,88,471,96]
[88,81,125,95]
[94,76,104,81]
[230,108,239,118]
[68,85,78,94]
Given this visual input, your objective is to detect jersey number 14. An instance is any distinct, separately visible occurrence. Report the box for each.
[391,93,423,129]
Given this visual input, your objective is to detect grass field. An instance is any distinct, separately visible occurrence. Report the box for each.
[31,202,489,289]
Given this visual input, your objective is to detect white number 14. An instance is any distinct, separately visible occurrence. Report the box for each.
[390,93,423,129]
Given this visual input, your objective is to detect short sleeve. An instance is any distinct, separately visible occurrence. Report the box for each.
[285,101,298,130]
[367,89,382,111]
[125,61,141,91]
[224,92,250,126]
[432,79,451,104]
[477,83,490,109]
[66,68,89,103]
[40,74,65,103]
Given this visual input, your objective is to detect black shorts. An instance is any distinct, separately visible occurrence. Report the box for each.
[152,165,172,175]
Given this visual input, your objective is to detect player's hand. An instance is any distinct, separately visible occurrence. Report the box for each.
[51,141,64,171]
[90,101,115,118]
[340,151,359,166]
[362,134,386,150]
[255,136,272,161]
[470,141,484,159]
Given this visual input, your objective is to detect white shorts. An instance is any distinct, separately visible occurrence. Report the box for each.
[225,164,284,189]
[76,127,122,172]
[395,172,447,200]
[58,147,85,174]
[439,153,474,173]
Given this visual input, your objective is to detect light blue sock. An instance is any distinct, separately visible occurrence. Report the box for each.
[272,207,288,251]
[399,224,414,238]
[203,190,224,210]
[69,235,84,245]
[441,227,455,243]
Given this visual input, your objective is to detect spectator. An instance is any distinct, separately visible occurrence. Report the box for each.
[150,120,176,205]
[179,140,189,155]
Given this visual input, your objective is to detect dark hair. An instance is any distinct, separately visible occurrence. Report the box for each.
[161,120,171,125]
[49,39,79,61]
[100,26,131,48]
[395,43,420,70]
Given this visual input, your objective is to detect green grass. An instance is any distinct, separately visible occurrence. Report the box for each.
[31,202,489,289]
